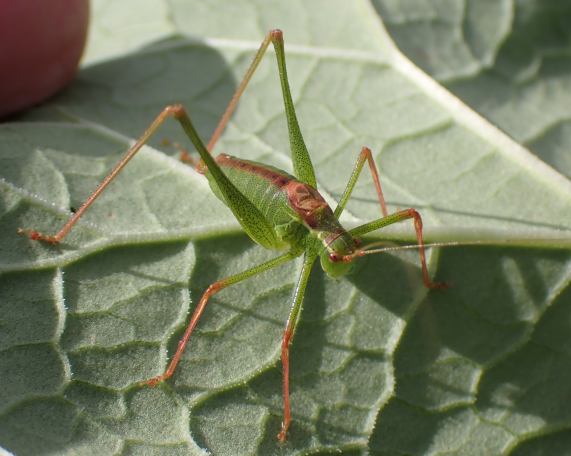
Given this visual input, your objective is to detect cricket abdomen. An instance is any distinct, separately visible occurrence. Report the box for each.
[200,154,303,248]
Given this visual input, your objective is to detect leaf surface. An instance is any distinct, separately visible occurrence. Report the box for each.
[1,1,571,455]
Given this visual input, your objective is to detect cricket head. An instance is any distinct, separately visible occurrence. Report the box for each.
[319,232,362,278]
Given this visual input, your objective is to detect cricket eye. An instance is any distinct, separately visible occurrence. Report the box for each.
[329,253,341,262]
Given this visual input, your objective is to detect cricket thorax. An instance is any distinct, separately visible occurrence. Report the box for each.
[285,181,357,254]
[285,181,330,228]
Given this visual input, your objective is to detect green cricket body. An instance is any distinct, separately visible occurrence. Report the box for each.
[18,29,445,443]
[199,153,358,277]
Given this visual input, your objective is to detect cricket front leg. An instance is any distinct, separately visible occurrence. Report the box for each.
[349,209,447,290]
[278,254,316,442]
[144,252,297,386]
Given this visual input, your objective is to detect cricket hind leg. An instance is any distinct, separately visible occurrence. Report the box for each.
[18,104,278,249]
[18,29,309,244]
[207,29,317,188]
[18,105,194,244]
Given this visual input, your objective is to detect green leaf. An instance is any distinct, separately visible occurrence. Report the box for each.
[372,0,571,180]
[1,1,571,455]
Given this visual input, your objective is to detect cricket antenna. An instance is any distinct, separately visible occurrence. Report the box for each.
[341,238,514,262]
[351,236,571,257]
[349,240,467,258]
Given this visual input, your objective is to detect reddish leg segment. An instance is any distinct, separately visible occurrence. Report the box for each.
[349,208,447,290]
[407,208,447,289]
[361,147,388,217]
[334,146,388,219]
[206,32,274,152]
[277,254,316,442]
[18,105,193,244]
[144,281,223,387]
[145,252,297,387]
[278,328,293,442]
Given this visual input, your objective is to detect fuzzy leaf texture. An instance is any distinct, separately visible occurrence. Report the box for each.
[1,1,571,455]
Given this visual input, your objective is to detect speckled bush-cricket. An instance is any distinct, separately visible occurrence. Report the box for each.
[18,29,446,441]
